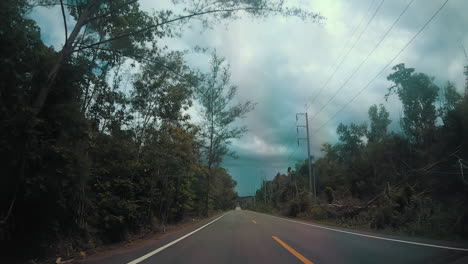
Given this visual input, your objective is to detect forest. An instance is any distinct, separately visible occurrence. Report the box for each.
[0,0,323,261]
[251,63,468,240]
[3,0,467,262]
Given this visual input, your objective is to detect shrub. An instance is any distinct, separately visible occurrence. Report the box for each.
[324,187,335,204]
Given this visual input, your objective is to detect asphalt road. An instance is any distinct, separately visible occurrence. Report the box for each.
[83,209,468,264]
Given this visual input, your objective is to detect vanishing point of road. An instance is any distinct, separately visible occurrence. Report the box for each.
[81,209,468,264]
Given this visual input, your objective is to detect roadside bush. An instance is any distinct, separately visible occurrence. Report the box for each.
[370,195,397,229]
[324,187,335,204]
[284,194,311,217]
[305,206,330,220]
[393,184,414,213]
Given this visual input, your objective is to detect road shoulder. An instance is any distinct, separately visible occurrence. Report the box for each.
[77,212,228,264]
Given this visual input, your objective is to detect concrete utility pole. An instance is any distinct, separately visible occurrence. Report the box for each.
[296,113,315,202]
[261,170,267,204]
[253,181,256,207]
[313,165,316,201]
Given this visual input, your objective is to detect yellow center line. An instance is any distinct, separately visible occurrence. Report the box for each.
[252,220,257,224]
[272,236,314,264]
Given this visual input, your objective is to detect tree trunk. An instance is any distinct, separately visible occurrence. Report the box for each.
[205,170,210,216]
[205,100,215,216]
[32,3,93,116]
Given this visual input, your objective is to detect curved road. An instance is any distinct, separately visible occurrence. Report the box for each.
[83,210,468,264]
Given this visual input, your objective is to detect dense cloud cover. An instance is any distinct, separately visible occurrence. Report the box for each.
[31,0,468,196]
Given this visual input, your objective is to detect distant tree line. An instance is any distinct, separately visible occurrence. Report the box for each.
[253,64,468,239]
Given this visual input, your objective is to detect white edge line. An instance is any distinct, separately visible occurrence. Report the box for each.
[127,211,231,264]
[250,211,468,252]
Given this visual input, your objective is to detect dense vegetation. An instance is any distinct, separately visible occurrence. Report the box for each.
[252,64,468,240]
[0,0,323,260]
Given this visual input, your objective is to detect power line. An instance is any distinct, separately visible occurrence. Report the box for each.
[285,121,301,162]
[287,145,300,161]
[308,0,415,123]
[287,0,382,164]
[288,0,382,165]
[286,114,308,163]
[284,138,297,159]
[283,117,302,160]
[312,0,450,136]
[304,0,386,111]
[304,0,377,108]
[284,110,310,163]
[324,0,377,78]
[286,128,301,162]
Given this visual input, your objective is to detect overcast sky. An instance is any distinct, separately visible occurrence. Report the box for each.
[31,0,468,196]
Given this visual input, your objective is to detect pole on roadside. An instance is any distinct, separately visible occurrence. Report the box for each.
[296,112,315,202]
[305,112,313,201]
[254,181,256,207]
[313,165,316,202]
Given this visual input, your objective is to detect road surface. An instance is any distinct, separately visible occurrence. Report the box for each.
[82,210,468,264]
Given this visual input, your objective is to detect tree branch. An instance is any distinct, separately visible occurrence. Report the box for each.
[84,0,139,24]
[26,1,76,8]
[59,0,68,44]
[84,46,207,97]
[74,6,310,53]
[0,187,18,226]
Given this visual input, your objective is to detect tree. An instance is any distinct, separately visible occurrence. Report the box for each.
[0,1,272,259]
[386,63,439,145]
[130,50,193,153]
[196,53,255,215]
[324,187,334,204]
[439,81,462,123]
[29,0,155,116]
[211,168,238,211]
[367,104,391,143]
[254,64,468,239]
[336,122,367,159]
[29,0,322,117]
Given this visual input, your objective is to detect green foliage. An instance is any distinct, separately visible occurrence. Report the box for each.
[284,194,311,217]
[0,0,324,260]
[324,187,334,204]
[368,104,391,143]
[252,64,468,240]
[370,194,397,229]
[197,53,255,168]
[386,63,439,145]
[336,122,367,160]
[0,2,252,259]
[196,52,255,215]
[210,168,238,211]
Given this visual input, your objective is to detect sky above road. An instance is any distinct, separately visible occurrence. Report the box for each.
[30,0,468,196]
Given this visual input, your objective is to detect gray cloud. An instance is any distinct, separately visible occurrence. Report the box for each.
[31,0,468,196]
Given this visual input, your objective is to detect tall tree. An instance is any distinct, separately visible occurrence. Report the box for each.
[0,1,276,259]
[196,53,255,215]
[386,63,439,145]
[439,81,462,123]
[336,122,367,159]
[367,104,391,143]
[29,0,322,117]
[130,50,193,152]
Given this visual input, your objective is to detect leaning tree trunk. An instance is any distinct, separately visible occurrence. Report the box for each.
[32,2,94,117]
